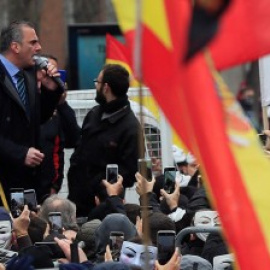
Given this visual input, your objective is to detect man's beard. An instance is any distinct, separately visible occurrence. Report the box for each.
[95,88,107,105]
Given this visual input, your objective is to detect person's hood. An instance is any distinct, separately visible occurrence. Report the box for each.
[95,213,137,255]
[76,219,101,249]
[180,255,212,270]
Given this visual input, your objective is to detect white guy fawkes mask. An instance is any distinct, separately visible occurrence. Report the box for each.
[120,241,158,270]
[0,220,12,249]
[193,210,219,241]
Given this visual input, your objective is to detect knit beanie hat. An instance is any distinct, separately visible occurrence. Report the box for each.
[180,255,212,270]
[95,214,137,255]
[76,219,101,248]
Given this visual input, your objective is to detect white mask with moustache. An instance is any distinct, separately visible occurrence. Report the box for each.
[193,210,219,241]
[120,241,158,270]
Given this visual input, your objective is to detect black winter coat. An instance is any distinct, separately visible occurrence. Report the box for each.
[68,103,143,217]
[0,61,62,202]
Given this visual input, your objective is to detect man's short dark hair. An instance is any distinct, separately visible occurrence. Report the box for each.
[94,183,109,203]
[149,212,176,246]
[102,64,130,97]
[0,20,35,53]
[177,161,188,167]
[124,203,141,225]
[28,216,48,243]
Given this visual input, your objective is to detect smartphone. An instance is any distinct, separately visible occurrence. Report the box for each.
[48,212,63,234]
[163,167,177,194]
[106,164,118,184]
[138,158,152,181]
[58,70,67,83]
[157,230,176,265]
[24,189,37,211]
[10,188,24,218]
[110,231,124,261]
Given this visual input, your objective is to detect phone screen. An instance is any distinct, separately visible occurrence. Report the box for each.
[110,231,124,261]
[164,167,176,194]
[157,231,175,265]
[49,213,63,234]
[107,165,118,184]
[138,158,152,181]
[10,189,24,218]
[24,189,37,211]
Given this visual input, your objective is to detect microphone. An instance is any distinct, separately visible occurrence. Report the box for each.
[33,55,65,92]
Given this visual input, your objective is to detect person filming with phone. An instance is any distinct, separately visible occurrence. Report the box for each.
[68,64,143,217]
[0,20,63,205]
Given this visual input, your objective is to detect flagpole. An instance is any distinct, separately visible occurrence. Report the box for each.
[134,1,151,266]
[134,0,145,158]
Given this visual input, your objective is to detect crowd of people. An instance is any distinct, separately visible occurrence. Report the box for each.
[0,138,235,270]
[0,149,233,270]
[1,18,264,270]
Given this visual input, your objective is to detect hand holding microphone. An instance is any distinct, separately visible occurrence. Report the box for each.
[33,55,65,92]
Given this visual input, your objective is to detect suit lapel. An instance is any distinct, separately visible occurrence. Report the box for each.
[2,70,26,112]
[0,61,30,120]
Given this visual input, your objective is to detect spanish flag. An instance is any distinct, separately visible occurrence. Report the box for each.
[209,0,270,70]
[112,0,270,269]
[179,53,270,269]
[105,34,138,87]
[112,0,192,145]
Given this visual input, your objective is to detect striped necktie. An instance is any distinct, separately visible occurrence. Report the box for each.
[16,71,26,106]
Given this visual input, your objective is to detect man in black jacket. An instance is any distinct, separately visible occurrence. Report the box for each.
[68,64,144,217]
[0,21,62,203]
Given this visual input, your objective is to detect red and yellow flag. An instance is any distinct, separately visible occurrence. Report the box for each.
[112,0,192,145]
[209,0,270,70]
[179,53,270,269]
[112,0,270,269]
[105,34,138,87]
